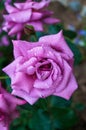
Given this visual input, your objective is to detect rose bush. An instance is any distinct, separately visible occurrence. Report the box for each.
[3,0,59,39]
[3,31,78,105]
[0,82,25,130]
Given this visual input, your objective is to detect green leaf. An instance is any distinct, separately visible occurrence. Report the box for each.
[20,98,48,112]
[29,109,51,130]
[0,43,13,64]
[48,24,63,34]
[36,32,48,39]
[50,96,71,108]
[51,107,77,129]
[0,0,4,10]
[48,24,77,40]
[20,103,36,112]
[0,57,5,73]
[63,30,77,39]
[66,38,82,65]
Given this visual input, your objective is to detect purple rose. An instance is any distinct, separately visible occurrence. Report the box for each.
[3,0,59,39]
[3,31,78,105]
[0,82,25,130]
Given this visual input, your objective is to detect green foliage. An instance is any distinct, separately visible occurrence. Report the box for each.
[10,109,30,130]
[0,44,13,75]
[63,30,77,39]
[48,24,63,34]
[48,24,77,39]
[50,107,77,130]
[66,38,82,65]
[10,96,77,130]
[29,109,51,130]
[36,32,48,39]
[0,0,4,10]
[50,96,71,108]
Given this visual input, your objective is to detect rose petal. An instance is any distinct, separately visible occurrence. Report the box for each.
[0,123,8,130]
[27,21,43,31]
[5,3,18,13]
[9,9,32,23]
[12,40,41,58]
[3,21,15,31]
[39,31,73,59]
[14,2,33,10]
[27,46,44,58]
[32,0,50,10]
[28,87,55,98]
[12,40,31,58]
[54,74,78,99]
[3,15,12,22]
[34,75,53,89]
[16,57,37,72]
[43,17,60,24]
[55,60,72,92]
[31,12,43,20]
[8,24,23,35]
[3,56,23,78]
[12,89,39,105]
[17,32,22,40]
[0,95,8,112]
[11,72,35,93]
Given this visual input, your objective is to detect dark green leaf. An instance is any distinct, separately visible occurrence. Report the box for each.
[36,32,48,39]
[63,30,77,39]
[48,24,63,34]
[29,109,51,130]
[50,96,71,108]
[0,0,4,10]
[51,107,77,129]
[66,38,82,65]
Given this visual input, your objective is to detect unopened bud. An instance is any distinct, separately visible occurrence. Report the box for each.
[24,25,35,36]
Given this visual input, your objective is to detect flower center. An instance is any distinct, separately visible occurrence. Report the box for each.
[0,110,5,121]
[39,62,52,71]
[36,61,52,80]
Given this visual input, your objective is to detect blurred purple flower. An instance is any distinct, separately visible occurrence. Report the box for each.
[0,35,10,46]
[6,0,12,3]
[1,36,9,46]
[3,0,60,39]
[0,82,25,130]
